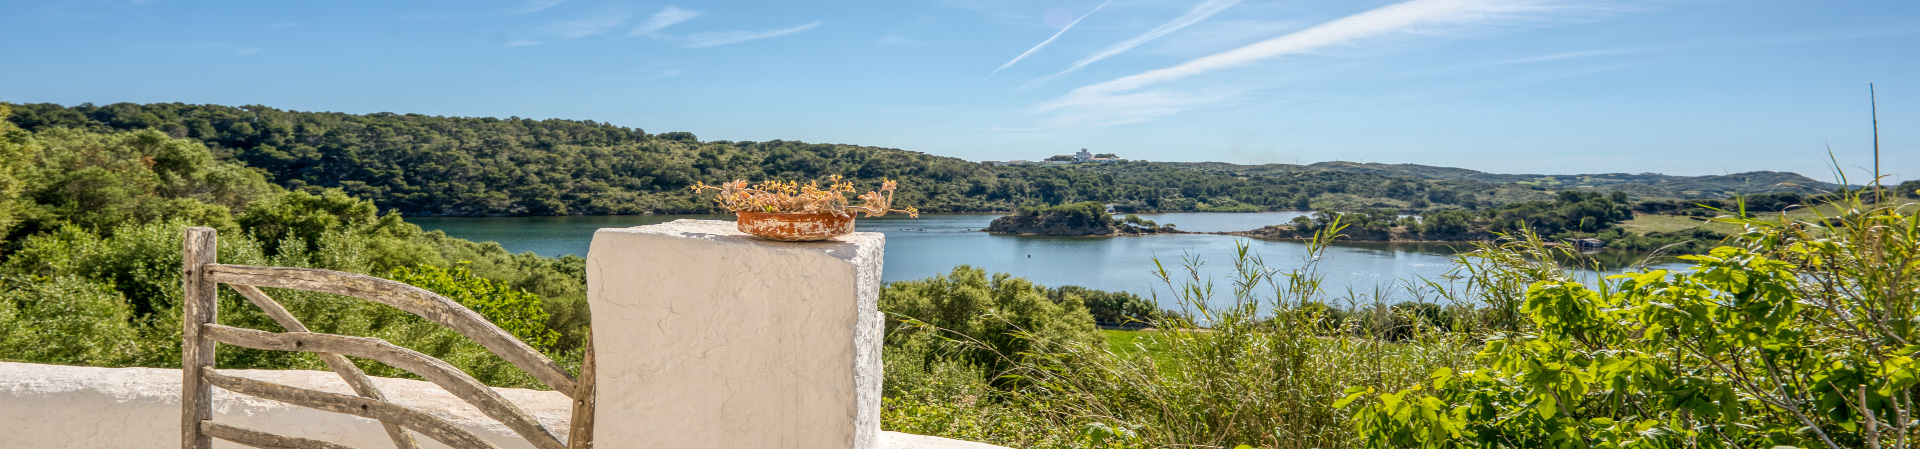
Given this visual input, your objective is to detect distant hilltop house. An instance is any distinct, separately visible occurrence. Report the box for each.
[986,149,1125,166]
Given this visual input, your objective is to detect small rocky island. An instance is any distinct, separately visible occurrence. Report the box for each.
[984,202,1181,236]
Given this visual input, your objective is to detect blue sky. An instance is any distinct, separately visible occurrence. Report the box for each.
[2,0,1914,181]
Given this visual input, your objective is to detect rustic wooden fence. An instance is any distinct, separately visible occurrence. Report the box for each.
[180,227,595,449]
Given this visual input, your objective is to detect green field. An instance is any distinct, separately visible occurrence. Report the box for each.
[1102,329,1169,358]
[1617,214,1740,235]
[1618,197,1920,236]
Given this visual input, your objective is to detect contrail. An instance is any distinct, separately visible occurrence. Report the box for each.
[1057,0,1551,99]
[1028,0,1241,87]
[990,0,1112,77]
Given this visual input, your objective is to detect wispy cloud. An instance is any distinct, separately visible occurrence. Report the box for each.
[1029,0,1241,86]
[1406,26,1918,76]
[628,6,700,36]
[683,21,823,48]
[599,66,685,81]
[1040,0,1571,125]
[989,0,1111,77]
[545,8,631,39]
[134,42,262,56]
[510,0,568,15]
[502,39,542,48]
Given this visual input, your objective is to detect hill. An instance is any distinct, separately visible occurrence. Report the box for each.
[6,102,1555,216]
[1168,161,1834,199]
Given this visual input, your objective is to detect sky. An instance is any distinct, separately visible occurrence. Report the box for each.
[1,0,1915,181]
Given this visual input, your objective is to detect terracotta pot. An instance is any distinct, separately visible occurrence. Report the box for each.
[734,211,856,242]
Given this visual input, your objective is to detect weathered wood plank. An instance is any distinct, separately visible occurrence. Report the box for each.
[182,227,218,449]
[202,421,358,449]
[228,284,422,449]
[205,264,575,396]
[567,331,595,449]
[203,324,566,449]
[202,368,504,449]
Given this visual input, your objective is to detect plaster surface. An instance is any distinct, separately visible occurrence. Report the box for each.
[0,361,1010,449]
[0,361,567,449]
[586,219,885,449]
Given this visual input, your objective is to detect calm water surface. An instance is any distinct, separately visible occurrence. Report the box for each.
[411,212,1679,305]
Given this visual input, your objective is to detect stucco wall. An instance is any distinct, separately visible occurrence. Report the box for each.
[0,361,567,449]
[586,220,886,449]
[0,361,1008,449]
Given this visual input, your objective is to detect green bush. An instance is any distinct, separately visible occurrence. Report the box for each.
[881,265,1101,381]
[0,123,590,387]
[1344,195,1920,448]
[0,276,143,366]
[997,226,1482,448]
[388,264,560,350]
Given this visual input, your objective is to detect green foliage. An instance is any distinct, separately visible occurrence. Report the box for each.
[6,127,274,242]
[881,266,1101,379]
[882,338,1114,449]
[1486,190,1634,236]
[996,234,1480,448]
[1048,285,1157,325]
[0,105,31,242]
[9,102,1563,216]
[388,264,560,350]
[0,275,143,366]
[0,123,591,387]
[987,202,1175,235]
[1268,161,1835,199]
[1343,195,1920,449]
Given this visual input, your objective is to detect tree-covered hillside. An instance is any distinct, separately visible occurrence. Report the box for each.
[1171,161,1836,199]
[8,102,1556,216]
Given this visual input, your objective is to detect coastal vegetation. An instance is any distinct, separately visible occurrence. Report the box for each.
[879,191,1920,448]
[983,201,1178,236]
[5,102,1824,218]
[0,106,592,386]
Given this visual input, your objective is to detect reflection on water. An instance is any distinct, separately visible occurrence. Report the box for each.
[409,212,1687,307]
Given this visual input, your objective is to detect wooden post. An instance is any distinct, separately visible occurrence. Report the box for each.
[567,331,596,449]
[182,227,218,449]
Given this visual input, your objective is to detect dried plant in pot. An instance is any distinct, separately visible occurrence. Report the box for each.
[691,176,918,241]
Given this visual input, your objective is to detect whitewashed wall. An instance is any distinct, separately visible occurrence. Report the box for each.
[0,361,1007,448]
[587,220,886,449]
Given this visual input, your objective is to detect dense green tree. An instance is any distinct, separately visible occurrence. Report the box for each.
[880,266,1101,382]
[0,105,31,243]
[8,102,1552,216]
[0,123,598,386]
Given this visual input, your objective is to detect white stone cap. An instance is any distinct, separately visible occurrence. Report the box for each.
[593,218,883,262]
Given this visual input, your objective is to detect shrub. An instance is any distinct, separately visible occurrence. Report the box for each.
[880,265,1100,380]
[1344,194,1920,448]
[388,264,559,350]
[0,276,143,366]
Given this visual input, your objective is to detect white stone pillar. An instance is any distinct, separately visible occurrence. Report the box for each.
[585,219,884,449]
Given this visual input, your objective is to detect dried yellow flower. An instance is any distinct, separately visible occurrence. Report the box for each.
[692,177,917,218]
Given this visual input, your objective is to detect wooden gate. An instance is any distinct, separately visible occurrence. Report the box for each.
[179,227,595,449]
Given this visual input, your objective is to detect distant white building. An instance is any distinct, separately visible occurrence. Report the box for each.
[1076,148,1122,163]
[985,149,1122,166]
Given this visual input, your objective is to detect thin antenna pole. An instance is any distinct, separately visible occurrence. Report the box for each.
[1872,83,1882,203]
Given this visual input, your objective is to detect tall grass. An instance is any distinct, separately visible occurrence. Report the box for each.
[995,219,1506,448]
[881,214,1692,448]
